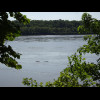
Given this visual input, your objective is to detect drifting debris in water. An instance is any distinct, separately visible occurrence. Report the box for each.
[36,61,40,62]
[44,61,48,62]
[35,61,49,62]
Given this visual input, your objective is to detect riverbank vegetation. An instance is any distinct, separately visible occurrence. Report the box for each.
[13,19,93,35]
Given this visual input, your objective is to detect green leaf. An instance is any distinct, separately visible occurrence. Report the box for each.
[83,58,86,60]
[16,64,22,69]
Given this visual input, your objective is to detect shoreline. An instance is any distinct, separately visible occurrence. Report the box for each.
[20,33,94,36]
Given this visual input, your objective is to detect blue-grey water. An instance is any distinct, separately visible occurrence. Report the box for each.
[0,35,99,87]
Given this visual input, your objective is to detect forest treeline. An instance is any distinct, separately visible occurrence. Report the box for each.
[13,19,89,35]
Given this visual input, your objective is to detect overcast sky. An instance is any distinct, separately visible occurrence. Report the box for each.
[9,12,100,21]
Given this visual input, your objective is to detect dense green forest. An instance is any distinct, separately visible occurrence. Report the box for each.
[13,19,85,35]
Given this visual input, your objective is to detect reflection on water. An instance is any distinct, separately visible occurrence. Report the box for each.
[15,35,83,42]
[0,35,99,87]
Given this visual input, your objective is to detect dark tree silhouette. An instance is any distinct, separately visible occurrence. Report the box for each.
[0,12,30,69]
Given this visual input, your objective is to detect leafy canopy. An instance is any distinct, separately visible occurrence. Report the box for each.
[0,12,30,69]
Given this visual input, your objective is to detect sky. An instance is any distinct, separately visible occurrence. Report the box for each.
[9,12,100,21]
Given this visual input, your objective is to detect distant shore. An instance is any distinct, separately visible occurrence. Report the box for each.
[20,33,94,36]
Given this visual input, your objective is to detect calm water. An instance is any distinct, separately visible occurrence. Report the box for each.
[0,35,99,87]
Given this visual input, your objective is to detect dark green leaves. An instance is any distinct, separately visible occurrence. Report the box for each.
[77,12,100,56]
[0,12,30,69]
[76,12,100,86]
[14,12,30,25]
[0,45,22,69]
[9,12,14,17]
[0,12,8,22]
[22,78,40,87]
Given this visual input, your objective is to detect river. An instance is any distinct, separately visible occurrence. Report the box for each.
[0,35,99,87]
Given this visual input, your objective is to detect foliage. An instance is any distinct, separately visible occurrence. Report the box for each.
[14,19,84,35]
[22,13,100,87]
[77,13,100,55]
[0,12,30,69]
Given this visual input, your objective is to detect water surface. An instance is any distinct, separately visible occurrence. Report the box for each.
[0,35,99,87]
